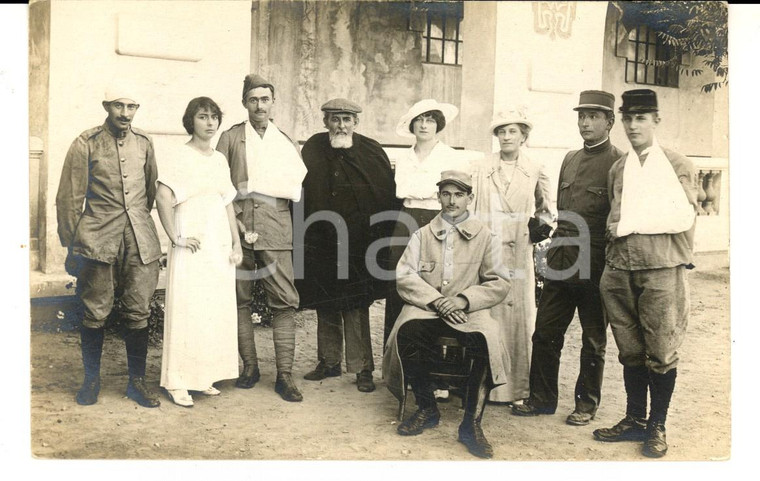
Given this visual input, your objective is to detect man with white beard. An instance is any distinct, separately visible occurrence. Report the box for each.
[296,98,400,393]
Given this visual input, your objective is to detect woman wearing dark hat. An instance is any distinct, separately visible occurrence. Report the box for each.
[383,99,472,351]
[471,108,554,404]
[155,97,242,407]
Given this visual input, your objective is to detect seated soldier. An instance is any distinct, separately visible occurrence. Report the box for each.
[382,170,510,459]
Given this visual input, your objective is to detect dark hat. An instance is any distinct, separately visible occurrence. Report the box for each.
[619,89,658,113]
[242,74,274,99]
[573,90,615,112]
[436,170,472,192]
[321,98,363,114]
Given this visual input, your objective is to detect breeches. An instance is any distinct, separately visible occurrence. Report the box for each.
[76,225,159,329]
[600,265,689,374]
[236,248,300,311]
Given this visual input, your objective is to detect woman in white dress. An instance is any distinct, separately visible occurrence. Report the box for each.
[471,109,554,404]
[383,99,471,348]
[156,97,243,407]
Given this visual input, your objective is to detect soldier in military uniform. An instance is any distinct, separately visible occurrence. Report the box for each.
[216,74,307,402]
[512,91,621,425]
[56,87,162,408]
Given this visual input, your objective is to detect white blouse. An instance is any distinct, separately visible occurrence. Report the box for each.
[394,141,472,211]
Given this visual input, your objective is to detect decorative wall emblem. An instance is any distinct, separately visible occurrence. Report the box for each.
[532,1,577,40]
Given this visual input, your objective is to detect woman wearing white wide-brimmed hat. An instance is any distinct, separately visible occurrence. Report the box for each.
[471,108,555,404]
[383,99,472,348]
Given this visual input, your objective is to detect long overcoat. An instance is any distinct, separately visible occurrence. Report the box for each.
[383,213,510,402]
[295,132,401,310]
[470,151,554,402]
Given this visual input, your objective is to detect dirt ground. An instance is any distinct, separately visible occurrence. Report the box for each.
[28,268,730,464]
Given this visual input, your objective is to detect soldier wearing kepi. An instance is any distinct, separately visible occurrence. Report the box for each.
[593,89,698,458]
[56,85,162,408]
[216,73,307,402]
[512,91,621,425]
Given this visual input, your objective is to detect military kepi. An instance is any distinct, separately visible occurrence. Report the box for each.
[437,170,472,193]
[573,90,615,112]
[619,89,658,113]
[321,98,363,114]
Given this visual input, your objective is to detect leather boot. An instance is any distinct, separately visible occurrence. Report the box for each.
[275,372,303,402]
[398,378,439,436]
[643,369,677,458]
[236,364,261,389]
[624,365,650,420]
[236,309,260,388]
[124,328,160,408]
[458,357,493,459]
[76,327,104,405]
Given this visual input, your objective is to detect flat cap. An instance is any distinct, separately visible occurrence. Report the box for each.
[437,170,472,192]
[321,98,362,114]
[573,90,615,112]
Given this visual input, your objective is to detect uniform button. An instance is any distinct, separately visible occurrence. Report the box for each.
[332,192,337,197]
[120,158,126,162]
[122,173,128,178]
[508,241,516,247]
[254,204,260,208]
[334,171,339,177]
[125,206,130,211]
[124,190,129,195]
[447,245,453,250]
[507,301,514,306]
[443,280,449,286]
[118,141,124,146]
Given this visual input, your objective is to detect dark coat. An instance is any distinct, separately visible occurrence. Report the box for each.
[295,132,401,310]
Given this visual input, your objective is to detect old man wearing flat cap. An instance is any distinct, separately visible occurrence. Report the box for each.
[513,90,621,426]
[593,89,698,458]
[56,84,162,408]
[216,73,307,402]
[296,98,400,393]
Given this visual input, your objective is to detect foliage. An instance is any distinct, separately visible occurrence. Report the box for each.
[614,1,728,92]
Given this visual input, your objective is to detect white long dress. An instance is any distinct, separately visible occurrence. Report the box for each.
[159,145,239,391]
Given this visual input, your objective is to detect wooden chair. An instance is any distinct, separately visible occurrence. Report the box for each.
[397,336,475,421]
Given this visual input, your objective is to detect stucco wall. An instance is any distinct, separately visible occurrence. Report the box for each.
[29,0,51,271]
[251,0,463,147]
[463,1,610,202]
[41,0,251,274]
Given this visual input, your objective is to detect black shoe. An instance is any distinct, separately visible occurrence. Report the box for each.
[642,421,668,458]
[593,415,648,442]
[397,407,440,436]
[511,400,555,417]
[76,377,100,406]
[235,364,261,389]
[458,421,493,459]
[126,376,161,408]
[303,361,341,381]
[356,370,375,392]
[275,372,303,402]
[566,410,596,426]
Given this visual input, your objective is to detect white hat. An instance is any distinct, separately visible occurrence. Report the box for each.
[395,99,459,138]
[104,80,139,104]
[488,108,532,136]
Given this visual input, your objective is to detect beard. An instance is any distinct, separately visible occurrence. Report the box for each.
[329,133,353,149]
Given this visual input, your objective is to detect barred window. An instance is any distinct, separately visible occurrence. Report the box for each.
[409,1,463,66]
[618,21,679,88]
